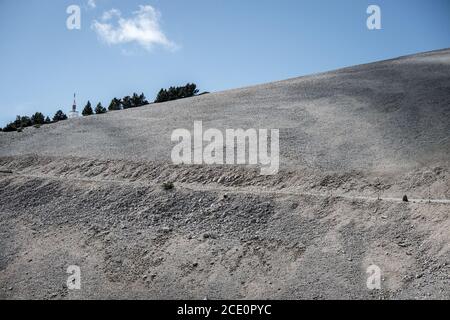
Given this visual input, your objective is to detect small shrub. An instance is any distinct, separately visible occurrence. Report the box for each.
[162,182,174,190]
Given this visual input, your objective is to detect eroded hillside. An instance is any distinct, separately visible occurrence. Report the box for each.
[0,49,449,299]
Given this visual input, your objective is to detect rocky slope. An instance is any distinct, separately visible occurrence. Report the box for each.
[0,49,449,299]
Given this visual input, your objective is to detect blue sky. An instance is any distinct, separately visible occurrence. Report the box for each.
[1,0,450,126]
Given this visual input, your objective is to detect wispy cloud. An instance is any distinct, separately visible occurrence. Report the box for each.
[87,0,96,9]
[92,5,177,52]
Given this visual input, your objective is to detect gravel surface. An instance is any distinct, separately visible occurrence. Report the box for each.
[0,49,449,299]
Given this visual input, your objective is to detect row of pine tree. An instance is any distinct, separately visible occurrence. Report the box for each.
[1,84,202,132]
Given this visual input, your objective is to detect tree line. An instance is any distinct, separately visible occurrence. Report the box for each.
[2,83,202,132]
[155,83,199,103]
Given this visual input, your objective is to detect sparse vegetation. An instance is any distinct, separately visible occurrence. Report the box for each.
[162,182,174,190]
[2,113,49,132]
[2,85,200,132]
[122,93,149,109]
[108,93,149,111]
[155,83,199,103]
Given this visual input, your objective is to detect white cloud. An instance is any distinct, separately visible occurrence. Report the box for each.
[92,5,177,52]
[87,0,96,9]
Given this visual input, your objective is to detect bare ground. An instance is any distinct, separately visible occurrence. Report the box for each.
[0,48,449,299]
[0,156,448,299]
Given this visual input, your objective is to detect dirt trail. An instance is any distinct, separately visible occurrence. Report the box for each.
[2,170,449,205]
[0,156,449,299]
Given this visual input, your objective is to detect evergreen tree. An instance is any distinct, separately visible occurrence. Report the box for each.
[13,116,22,129]
[121,96,132,109]
[82,101,94,116]
[95,102,107,114]
[131,93,141,108]
[21,116,32,127]
[13,115,32,128]
[31,112,45,125]
[139,93,149,105]
[154,83,199,103]
[108,98,121,111]
[155,88,169,103]
[3,122,17,132]
[53,110,68,122]
[45,116,51,123]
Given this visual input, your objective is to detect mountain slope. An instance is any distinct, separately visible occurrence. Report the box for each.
[0,49,449,300]
[1,48,450,172]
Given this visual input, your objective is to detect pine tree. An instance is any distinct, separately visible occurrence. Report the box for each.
[121,96,132,109]
[31,112,45,125]
[82,101,93,116]
[155,88,169,103]
[45,116,51,123]
[53,110,68,122]
[139,93,149,106]
[17,116,32,128]
[154,84,199,103]
[108,98,121,111]
[14,116,22,128]
[3,122,17,132]
[95,102,107,114]
[131,93,141,108]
